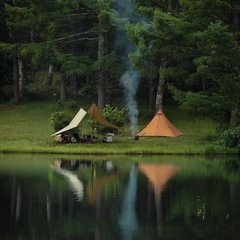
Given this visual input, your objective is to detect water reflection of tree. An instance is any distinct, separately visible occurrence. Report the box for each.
[161,158,240,240]
[8,176,51,239]
[11,177,21,228]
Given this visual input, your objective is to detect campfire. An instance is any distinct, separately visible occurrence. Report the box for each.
[133,135,139,141]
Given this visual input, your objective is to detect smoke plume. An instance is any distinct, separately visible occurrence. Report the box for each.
[120,69,140,136]
[113,0,141,137]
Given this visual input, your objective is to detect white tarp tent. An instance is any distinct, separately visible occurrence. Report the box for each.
[51,108,87,136]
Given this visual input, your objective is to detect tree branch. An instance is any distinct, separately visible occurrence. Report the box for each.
[45,31,98,43]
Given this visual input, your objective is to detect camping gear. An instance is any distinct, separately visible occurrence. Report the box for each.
[103,133,114,143]
[137,109,183,137]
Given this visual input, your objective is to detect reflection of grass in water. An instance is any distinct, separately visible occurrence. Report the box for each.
[0,101,237,155]
[1,153,237,178]
[0,153,53,176]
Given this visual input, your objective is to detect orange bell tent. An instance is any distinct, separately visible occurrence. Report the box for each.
[137,109,183,137]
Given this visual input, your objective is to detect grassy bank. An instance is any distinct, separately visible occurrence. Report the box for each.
[0,100,237,155]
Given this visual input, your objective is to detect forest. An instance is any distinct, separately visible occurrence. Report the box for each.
[0,0,239,147]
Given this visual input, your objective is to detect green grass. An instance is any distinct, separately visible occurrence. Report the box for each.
[0,100,238,155]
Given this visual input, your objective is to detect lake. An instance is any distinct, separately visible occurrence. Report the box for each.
[0,154,240,240]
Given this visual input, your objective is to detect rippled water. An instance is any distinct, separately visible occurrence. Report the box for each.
[0,154,240,240]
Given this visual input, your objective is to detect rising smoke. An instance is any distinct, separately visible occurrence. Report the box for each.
[120,69,140,137]
[113,0,142,137]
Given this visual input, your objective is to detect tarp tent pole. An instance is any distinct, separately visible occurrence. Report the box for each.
[80,120,83,138]
[92,104,95,137]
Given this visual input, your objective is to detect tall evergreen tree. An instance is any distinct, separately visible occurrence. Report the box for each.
[127,0,240,127]
[126,0,182,114]
[0,0,12,101]
[172,0,240,128]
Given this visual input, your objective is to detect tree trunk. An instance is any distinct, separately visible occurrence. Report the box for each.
[13,54,20,103]
[98,32,106,110]
[71,74,78,102]
[98,17,109,110]
[60,67,66,101]
[98,70,105,110]
[148,67,156,117]
[18,56,24,97]
[230,97,239,127]
[47,64,54,88]
[155,60,166,113]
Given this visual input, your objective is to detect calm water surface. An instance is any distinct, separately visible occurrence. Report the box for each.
[0,154,240,240]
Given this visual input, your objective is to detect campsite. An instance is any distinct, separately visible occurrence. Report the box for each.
[0,0,239,155]
[51,105,184,145]
[0,100,238,155]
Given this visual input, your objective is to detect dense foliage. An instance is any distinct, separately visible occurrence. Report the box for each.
[93,104,127,134]
[49,111,73,132]
[49,100,77,131]
[218,126,240,148]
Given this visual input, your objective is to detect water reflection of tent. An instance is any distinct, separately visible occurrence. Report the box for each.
[51,164,84,202]
[87,174,118,204]
[139,163,180,233]
[139,164,180,196]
